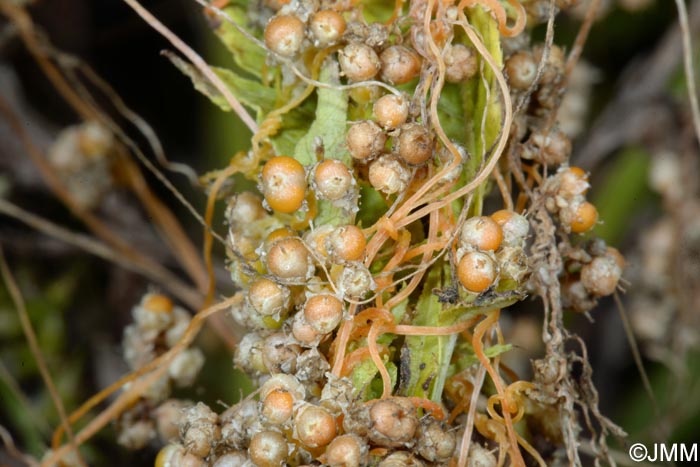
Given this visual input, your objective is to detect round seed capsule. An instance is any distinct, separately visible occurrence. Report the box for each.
[460,216,504,251]
[310,10,346,47]
[155,444,206,467]
[378,451,424,467]
[264,15,305,57]
[249,431,288,467]
[505,51,537,90]
[248,278,290,317]
[324,434,365,467]
[347,120,387,161]
[444,44,477,83]
[326,225,366,262]
[416,419,456,462]
[606,246,625,270]
[266,237,313,280]
[368,399,418,447]
[294,404,337,448]
[291,312,322,346]
[533,44,565,85]
[490,210,529,246]
[314,160,353,200]
[580,255,622,297]
[339,43,381,82]
[134,293,174,332]
[155,399,190,442]
[373,94,409,130]
[262,389,295,425]
[262,333,302,373]
[368,154,411,194]
[226,192,267,226]
[457,251,497,293]
[559,166,589,197]
[260,373,306,401]
[304,294,343,334]
[531,128,571,166]
[396,123,433,165]
[213,452,249,467]
[570,201,598,233]
[380,45,422,85]
[263,227,297,254]
[337,262,375,299]
[261,156,307,213]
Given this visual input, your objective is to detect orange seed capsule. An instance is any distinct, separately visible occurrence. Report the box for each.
[262,389,295,424]
[143,294,173,314]
[570,201,598,233]
[379,45,422,85]
[294,405,337,448]
[261,156,307,214]
[505,51,537,90]
[347,120,386,161]
[310,10,346,47]
[304,294,343,334]
[264,15,306,57]
[314,160,353,200]
[249,431,289,467]
[460,216,503,251]
[457,251,497,293]
[396,123,433,165]
[559,166,590,197]
[373,94,409,130]
[326,225,366,262]
[339,43,381,82]
[266,237,312,280]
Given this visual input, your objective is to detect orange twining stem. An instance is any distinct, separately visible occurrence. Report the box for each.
[381,315,481,337]
[472,311,526,467]
[406,396,446,420]
[369,319,394,399]
[330,303,357,375]
[385,209,439,309]
[375,230,411,308]
[341,345,390,376]
[457,0,526,37]
[377,215,399,241]
[204,162,240,306]
[402,242,444,263]
[353,307,395,325]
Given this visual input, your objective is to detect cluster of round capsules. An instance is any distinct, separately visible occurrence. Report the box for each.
[542,166,599,234]
[455,210,530,294]
[156,373,459,466]
[138,0,628,465]
[561,238,625,313]
[47,120,115,210]
[117,294,204,450]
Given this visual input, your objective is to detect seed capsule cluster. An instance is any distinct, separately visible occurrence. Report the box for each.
[48,121,115,210]
[112,1,627,465]
[542,166,598,234]
[117,294,203,450]
[456,212,530,293]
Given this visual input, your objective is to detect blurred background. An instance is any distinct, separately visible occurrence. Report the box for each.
[1,0,699,465]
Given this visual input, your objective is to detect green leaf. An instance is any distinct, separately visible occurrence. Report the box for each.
[167,53,276,117]
[292,58,350,167]
[438,83,468,143]
[400,266,453,401]
[291,57,355,226]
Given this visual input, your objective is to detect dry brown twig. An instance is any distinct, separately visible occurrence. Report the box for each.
[122,0,258,133]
